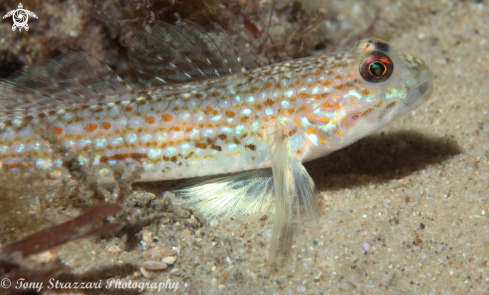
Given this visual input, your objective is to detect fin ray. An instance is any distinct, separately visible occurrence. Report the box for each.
[268,124,319,266]
[127,21,246,88]
[173,169,274,219]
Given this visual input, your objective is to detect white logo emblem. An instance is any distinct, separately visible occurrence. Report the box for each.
[2,3,38,32]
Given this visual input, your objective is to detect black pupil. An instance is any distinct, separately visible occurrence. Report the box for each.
[369,61,385,78]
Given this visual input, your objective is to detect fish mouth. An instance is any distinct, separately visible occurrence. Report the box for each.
[402,79,434,110]
[390,73,433,121]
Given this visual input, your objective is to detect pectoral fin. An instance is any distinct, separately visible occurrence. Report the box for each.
[268,127,319,267]
[173,168,275,219]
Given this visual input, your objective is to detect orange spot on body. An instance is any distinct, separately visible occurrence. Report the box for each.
[162,114,173,122]
[335,131,343,137]
[102,122,112,130]
[322,103,340,109]
[264,98,275,106]
[294,118,302,128]
[146,116,156,124]
[306,128,315,134]
[320,117,330,123]
[125,106,133,112]
[54,127,63,135]
[206,106,213,112]
[86,123,98,132]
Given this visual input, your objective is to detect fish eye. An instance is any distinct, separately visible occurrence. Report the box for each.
[359,51,393,83]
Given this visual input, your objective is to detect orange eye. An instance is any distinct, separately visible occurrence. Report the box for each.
[359,51,393,83]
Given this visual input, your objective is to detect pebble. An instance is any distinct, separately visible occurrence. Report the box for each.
[34,251,58,263]
[363,242,371,251]
[142,260,168,270]
[145,245,177,260]
[162,256,177,265]
[107,245,123,254]
[210,219,219,227]
[140,267,152,279]
[142,229,154,242]
[174,205,191,218]
[140,261,168,278]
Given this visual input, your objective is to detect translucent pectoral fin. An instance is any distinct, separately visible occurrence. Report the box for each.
[268,132,319,267]
[173,169,275,219]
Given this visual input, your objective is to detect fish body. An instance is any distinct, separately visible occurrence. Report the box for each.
[0,21,433,264]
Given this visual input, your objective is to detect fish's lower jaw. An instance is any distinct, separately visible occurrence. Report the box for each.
[394,79,434,120]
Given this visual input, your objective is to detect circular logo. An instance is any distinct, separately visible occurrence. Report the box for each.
[1,278,11,289]
[12,9,28,27]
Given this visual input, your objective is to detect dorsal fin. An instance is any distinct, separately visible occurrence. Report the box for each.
[0,52,133,120]
[127,21,247,88]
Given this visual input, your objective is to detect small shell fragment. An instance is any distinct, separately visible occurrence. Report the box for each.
[145,245,177,260]
[162,256,177,265]
[142,260,168,270]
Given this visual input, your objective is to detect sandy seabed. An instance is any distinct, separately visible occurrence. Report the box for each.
[1,0,489,294]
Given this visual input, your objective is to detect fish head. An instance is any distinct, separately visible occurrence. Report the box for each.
[302,38,433,159]
[352,38,433,121]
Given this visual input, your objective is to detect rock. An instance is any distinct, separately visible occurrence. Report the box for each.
[107,245,123,254]
[162,256,177,265]
[34,251,58,263]
[142,260,168,270]
[174,205,191,218]
[145,245,177,260]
